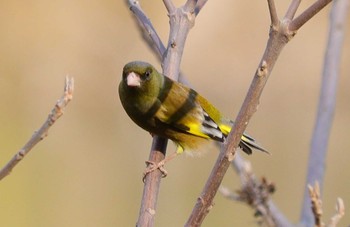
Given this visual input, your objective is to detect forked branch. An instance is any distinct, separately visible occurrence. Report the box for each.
[185,0,332,226]
[127,1,208,226]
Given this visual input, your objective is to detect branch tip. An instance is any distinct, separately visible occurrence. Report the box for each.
[0,76,74,181]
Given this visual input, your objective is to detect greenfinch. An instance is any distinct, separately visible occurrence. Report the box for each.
[119,61,267,158]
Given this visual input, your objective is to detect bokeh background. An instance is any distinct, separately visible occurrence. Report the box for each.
[0,1,349,226]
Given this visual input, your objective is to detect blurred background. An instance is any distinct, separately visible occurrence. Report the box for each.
[0,0,349,226]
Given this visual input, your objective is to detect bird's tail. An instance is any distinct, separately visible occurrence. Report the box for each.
[219,123,268,155]
[240,133,268,155]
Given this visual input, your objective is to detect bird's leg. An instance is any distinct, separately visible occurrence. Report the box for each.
[142,151,179,181]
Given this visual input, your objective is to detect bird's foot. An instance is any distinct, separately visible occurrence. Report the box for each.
[142,160,168,182]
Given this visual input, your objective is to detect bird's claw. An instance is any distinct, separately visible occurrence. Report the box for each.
[142,160,168,182]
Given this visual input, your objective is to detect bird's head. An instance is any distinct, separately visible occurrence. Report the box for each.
[121,61,162,95]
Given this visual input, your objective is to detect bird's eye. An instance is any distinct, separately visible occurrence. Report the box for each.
[144,70,151,80]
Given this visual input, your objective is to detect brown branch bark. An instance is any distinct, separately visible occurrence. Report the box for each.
[230,153,293,227]
[300,0,350,225]
[290,0,332,31]
[127,1,207,226]
[0,77,74,180]
[127,0,189,85]
[185,0,332,226]
[137,137,168,227]
[285,0,301,20]
[128,0,166,62]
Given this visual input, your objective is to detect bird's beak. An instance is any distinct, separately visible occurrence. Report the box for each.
[126,72,141,87]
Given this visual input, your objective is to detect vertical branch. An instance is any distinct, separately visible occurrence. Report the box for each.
[161,0,196,79]
[300,0,350,225]
[137,137,168,227]
[267,0,279,26]
[127,1,207,226]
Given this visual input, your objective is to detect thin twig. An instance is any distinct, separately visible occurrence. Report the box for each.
[327,198,345,227]
[127,0,166,61]
[267,0,279,27]
[163,0,176,13]
[300,0,350,225]
[221,156,278,227]
[194,0,208,16]
[290,0,332,31]
[0,77,74,181]
[308,182,324,227]
[231,153,293,227]
[285,0,301,20]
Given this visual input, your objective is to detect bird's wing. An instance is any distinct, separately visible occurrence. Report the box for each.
[154,82,225,142]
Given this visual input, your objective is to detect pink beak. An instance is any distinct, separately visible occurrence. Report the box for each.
[126,72,141,87]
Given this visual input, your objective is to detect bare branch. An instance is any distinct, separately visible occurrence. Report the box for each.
[229,154,293,227]
[327,198,345,227]
[308,183,345,227]
[137,137,168,227]
[163,0,176,14]
[194,0,208,16]
[300,0,349,225]
[186,18,287,227]
[127,0,166,61]
[267,0,279,26]
[290,0,332,31]
[0,77,74,181]
[184,0,199,12]
[285,0,301,20]
[308,182,324,227]
[126,0,191,86]
[129,2,200,226]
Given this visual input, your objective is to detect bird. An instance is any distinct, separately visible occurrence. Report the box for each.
[119,61,267,176]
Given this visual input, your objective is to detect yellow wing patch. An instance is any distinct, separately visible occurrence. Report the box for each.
[184,122,211,139]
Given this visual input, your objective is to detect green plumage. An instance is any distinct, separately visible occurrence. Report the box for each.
[119,61,267,155]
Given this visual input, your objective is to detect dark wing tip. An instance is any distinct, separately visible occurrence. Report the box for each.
[240,134,269,155]
[239,141,253,155]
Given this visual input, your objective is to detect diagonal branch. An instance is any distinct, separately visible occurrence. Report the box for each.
[194,0,208,16]
[285,0,301,20]
[290,0,332,31]
[128,0,166,61]
[0,77,74,181]
[184,0,199,12]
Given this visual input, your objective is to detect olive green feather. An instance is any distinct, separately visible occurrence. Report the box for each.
[119,61,267,155]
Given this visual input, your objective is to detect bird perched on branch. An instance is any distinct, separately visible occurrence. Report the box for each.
[119,61,267,177]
